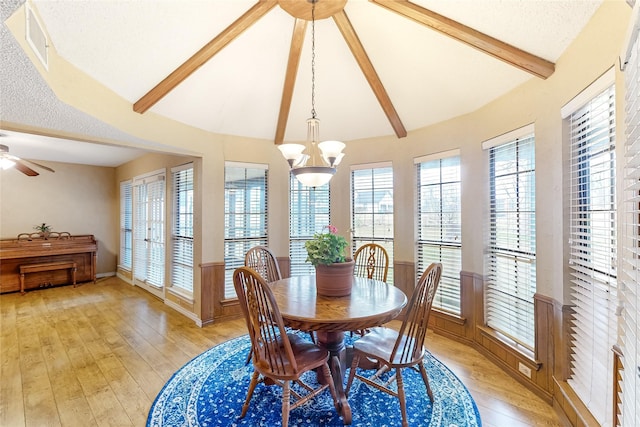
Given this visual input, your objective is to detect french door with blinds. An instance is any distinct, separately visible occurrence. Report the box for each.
[416,151,462,315]
[484,126,536,351]
[563,71,616,426]
[351,163,394,284]
[289,175,330,276]
[133,170,166,298]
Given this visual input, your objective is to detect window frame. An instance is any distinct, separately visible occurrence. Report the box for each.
[415,149,462,315]
[483,125,537,351]
[288,174,330,276]
[563,71,617,426]
[620,27,640,426]
[350,162,394,284]
[223,162,269,299]
[169,163,194,296]
[119,179,132,271]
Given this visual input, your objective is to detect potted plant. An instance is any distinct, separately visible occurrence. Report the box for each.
[305,225,354,296]
[34,223,52,239]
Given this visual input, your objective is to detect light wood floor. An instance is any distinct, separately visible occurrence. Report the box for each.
[0,277,565,426]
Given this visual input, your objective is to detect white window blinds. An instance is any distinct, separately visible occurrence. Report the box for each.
[119,180,132,270]
[566,81,616,426]
[289,174,330,276]
[351,164,394,284]
[621,19,640,426]
[224,163,268,299]
[485,134,536,350]
[171,164,194,293]
[133,172,166,288]
[416,153,462,314]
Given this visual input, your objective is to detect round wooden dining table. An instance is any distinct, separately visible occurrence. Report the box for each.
[269,275,407,425]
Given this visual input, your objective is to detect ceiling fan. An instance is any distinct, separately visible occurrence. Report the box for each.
[0,143,55,176]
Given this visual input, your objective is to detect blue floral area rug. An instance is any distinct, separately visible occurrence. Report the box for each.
[147,334,481,427]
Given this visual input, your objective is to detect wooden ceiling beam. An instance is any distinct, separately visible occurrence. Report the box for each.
[333,10,407,138]
[133,0,278,114]
[370,0,555,79]
[275,19,307,145]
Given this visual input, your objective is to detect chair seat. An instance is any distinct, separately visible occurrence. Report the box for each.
[254,333,329,378]
[353,327,425,367]
[289,334,330,369]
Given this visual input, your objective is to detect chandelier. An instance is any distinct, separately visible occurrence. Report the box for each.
[278,0,345,188]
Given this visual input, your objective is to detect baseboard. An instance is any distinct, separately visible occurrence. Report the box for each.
[473,327,551,403]
[96,271,116,278]
[553,378,600,427]
[116,272,133,284]
[165,298,202,326]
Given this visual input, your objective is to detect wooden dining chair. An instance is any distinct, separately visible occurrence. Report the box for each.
[243,246,283,364]
[243,246,315,364]
[353,243,389,283]
[233,267,340,427]
[352,242,390,336]
[345,262,443,427]
[244,245,282,283]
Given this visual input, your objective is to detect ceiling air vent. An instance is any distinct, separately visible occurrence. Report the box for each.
[25,5,48,70]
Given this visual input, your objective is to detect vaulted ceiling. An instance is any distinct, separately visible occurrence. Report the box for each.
[1,0,603,165]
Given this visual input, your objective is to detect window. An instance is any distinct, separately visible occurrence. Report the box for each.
[351,163,394,283]
[289,175,330,276]
[224,162,268,299]
[484,126,536,350]
[416,151,461,314]
[565,75,616,425]
[119,180,132,270]
[170,164,194,294]
[621,31,640,427]
[133,170,166,291]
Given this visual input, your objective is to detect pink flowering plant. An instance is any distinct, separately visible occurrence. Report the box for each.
[305,225,349,267]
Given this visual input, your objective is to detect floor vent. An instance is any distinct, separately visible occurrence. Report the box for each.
[26,5,48,70]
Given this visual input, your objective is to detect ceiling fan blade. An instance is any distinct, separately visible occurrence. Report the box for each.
[6,153,55,173]
[133,1,278,114]
[19,158,55,173]
[13,159,39,176]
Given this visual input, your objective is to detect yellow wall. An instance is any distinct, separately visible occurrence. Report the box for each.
[1,1,632,312]
[0,161,117,274]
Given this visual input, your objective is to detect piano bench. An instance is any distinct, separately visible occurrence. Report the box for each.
[19,261,77,295]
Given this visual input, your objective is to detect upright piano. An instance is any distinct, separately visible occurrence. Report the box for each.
[0,234,97,294]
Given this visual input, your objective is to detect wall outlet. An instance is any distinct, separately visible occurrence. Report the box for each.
[518,362,532,378]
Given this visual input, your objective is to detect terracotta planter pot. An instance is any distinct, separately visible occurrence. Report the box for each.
[315,259,355,297]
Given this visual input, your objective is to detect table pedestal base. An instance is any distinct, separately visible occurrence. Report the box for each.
[316,331,352,425]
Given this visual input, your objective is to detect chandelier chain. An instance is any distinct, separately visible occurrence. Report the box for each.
[311,0,316,119]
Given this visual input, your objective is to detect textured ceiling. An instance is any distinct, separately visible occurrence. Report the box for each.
[0,1,170,166]
[1,0,604,166]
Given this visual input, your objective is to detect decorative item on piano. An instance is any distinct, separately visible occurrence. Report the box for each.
[33,222,52,238]
[17,224,70,241]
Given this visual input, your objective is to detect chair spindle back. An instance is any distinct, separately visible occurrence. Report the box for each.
[245,246,282,283]
[233,267,298,376]
[353,243,389,282]
[391,263,442,364]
